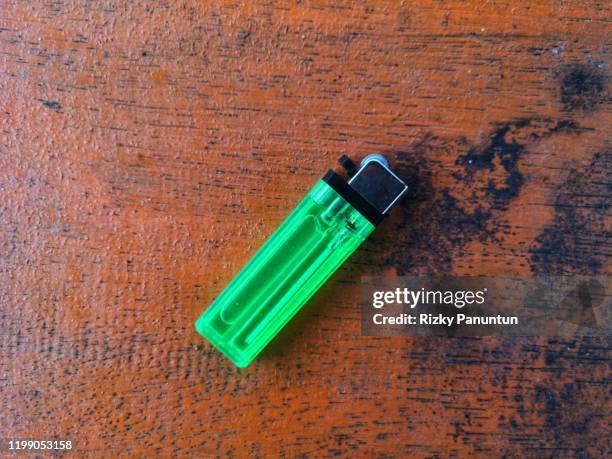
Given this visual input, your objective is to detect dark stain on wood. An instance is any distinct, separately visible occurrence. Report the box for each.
[373,117,598,276]
[530,151,610,275]
[458,120,528,209]
[560,63,609,112]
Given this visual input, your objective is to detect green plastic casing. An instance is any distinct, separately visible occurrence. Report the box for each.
[195,179,375,367]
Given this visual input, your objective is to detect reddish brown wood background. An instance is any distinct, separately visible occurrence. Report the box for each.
[1,1,610,457]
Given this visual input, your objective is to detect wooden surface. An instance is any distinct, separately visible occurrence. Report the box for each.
[1,1,610,457]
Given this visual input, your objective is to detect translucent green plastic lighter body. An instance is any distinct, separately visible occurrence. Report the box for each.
[195,180,375,367]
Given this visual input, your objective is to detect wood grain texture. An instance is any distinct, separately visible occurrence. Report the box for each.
[1,1,610,457]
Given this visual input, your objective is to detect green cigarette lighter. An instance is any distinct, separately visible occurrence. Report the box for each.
[195,154,408,367]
